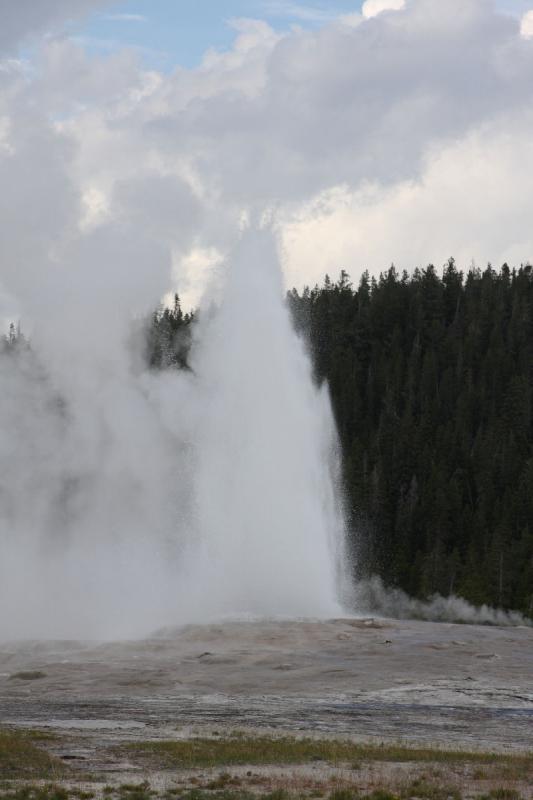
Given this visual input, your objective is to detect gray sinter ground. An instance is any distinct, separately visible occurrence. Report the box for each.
[1,617,532,777]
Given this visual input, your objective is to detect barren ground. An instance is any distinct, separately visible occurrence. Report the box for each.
[1,617,532,797]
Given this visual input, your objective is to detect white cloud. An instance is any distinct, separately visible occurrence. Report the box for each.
[2,0,533,303]
[261,2,339,22]
[281,115,533,286]
[112,0,532,218]
[0,0,108,53]
[338,13,363,27]
[103,13,147,23]
[520,9,533,37]
[362,0,405,19]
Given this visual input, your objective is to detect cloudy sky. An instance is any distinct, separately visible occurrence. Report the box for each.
[43,1,533,68]
[2,0,533,313]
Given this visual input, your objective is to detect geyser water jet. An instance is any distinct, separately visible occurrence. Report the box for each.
[0,228,347,640]
[184,229,346,619]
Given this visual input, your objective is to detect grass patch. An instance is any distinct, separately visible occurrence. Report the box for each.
[125,735,533,773]
[0,786,529,800]
[401,779,461,800]
[8,672,47,681]
[204,773,242,791]
[0,730,65,780]
[0,789,69,800]
[479,793,522,800]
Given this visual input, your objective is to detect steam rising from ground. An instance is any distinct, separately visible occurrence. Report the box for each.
[0,228,345,641]
[355,577,532,627]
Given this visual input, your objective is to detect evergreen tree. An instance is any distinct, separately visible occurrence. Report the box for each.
[288,262,533,616]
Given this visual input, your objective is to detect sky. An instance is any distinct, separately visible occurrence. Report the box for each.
[70,0,533,69]
[71,1,367,69]
[1,0,533,314]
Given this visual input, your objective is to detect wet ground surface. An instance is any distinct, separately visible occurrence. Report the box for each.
[1,617,532,766]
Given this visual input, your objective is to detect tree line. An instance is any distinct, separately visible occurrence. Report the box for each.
[287,262,533,617]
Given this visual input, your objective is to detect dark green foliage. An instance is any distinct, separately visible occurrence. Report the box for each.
[146,294,194,370]
[288,262,533,616]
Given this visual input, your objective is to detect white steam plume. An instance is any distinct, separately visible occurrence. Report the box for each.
[0,227,346,640]
[184,229,346,619]
[354,577,532,627]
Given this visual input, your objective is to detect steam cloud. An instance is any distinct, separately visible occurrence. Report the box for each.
[0,228,346,641]
[354,577,532,627]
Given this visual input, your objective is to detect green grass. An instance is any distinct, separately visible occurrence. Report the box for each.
[0,730,65,780]
[125,735,533,772]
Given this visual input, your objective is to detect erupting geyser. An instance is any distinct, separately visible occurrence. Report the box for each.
[185,229,346,619]
[0,228,347,641]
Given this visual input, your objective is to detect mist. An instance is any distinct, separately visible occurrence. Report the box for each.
[0,227,346,641]
[354,577,532,627]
